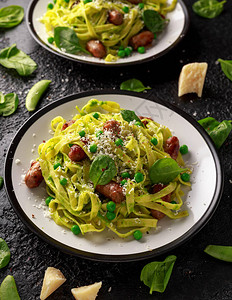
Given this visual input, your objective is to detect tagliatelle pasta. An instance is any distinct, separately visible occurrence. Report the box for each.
[36,99,190,238]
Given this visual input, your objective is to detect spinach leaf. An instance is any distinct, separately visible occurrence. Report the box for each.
[204,245,232,262]
[140,255,176,294]
[198,117,232,148]
[121,109,143,125]
[192,0,226,19]
[0,44,37,76]
[0,92,18,117]
[149,158,187,184]
[120,79,151,92]
[54,27,89,54]
[0,275,20,300]
[0,238,10,269]
[218,59,232,81]
[89,155,117,188]
[0,5,24,28]
[142,10,166,33]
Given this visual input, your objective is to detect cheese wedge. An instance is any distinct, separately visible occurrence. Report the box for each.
[40,267,66,300]
[178,62,208,97]
[71,281,102,300]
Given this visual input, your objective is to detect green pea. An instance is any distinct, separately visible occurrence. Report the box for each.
[106,211,116,220]
[60,177,67,186]
[25,80,51,112]
[0,176,3,190]
[180,145,188,154]
[93,112,99,119]
[79,130,86,137]
[115,138,123,147]
[118,50,126,58]
[106,201,116,212]
[121,172,130,179]
[122,6,129,13]
[54,162,61,170]
[71,225,81,235]
[45,196,54,206]
[138,46,145,54]
[135,121,142,126]
[134,172,144,183]
[204,245,232,262]
[124,47,132,56]
[90,144,97,153]
[151,137,158,146]
[181,173,190,182]
[54,0,57,3]
[133,230,142,240]
[171,200,177,204]
[47,3,54,9]
[121,179,127,186]
[0,238,10,269]
[138,2,144,9]
[0,275,20,300]
[64,0,70,2]
[47,37,54,44]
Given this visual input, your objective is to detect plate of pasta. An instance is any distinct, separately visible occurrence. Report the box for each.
[5,91,223,261]
[26,0,189,65]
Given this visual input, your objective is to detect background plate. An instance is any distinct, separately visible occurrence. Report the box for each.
[27,0,189,66]
[5,91,223,262]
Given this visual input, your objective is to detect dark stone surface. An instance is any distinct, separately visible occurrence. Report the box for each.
[0,0,232,299]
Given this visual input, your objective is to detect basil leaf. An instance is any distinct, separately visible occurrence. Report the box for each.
[140,255,177,294]
[120,79,151,92]
[0,44,37,76]
[0,275,20,300]
[204,245,232,262]
[149,158,187,184]
[218,59,232,81]
[0,238,10,269]
[89,155,117,188]
[0,93,19,117]
[0,5,24,28]
[198,117,232,148]
[142,10,166,33]
[0,177,3,190]
[192,0,226,19]
[121,109,142,125]
[54,27,89,55]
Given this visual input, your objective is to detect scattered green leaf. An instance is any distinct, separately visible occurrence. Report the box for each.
[0,44,37,76]
[142,10,167,33]
[0,238,10,269]
[121,109,143,125]
[0,5,24,28]
[54,27,89,55]
[217,59,232,81]
[149,158,188,184]
[140,255,177,294]
[198,117,232,148]
[192,0,226,19]
[0,92,19,116]
[204,245,232,262]
[89,155,117,188]
[0,275,20,300]
[120,79,151,92]
[0,177,3,189]
[25,80,51,111]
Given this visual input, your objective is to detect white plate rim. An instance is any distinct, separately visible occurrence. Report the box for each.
[4,90,223,262]
[26,0,190,66]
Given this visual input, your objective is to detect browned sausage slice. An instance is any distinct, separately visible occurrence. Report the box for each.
[25,161,43,188]
[68,144,87,162]
[163,136,180,160]
[103,120,120,135]
[108,10,124,26]
[96,181,125,203]
[150,184,171,220]
[129,31,154,50]
[86,40,106,58]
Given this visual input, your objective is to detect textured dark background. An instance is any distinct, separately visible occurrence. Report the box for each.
[1,0,232,299]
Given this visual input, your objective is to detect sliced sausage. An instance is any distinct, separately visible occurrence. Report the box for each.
[150,184,171,220]
[96,181,125,203]
[68,144,87,162]
[25,161,43,188]
[129,31,154,50]
[86,40,106,58]
[108,10,124,26]
[139,116,153,127]
[103,120,120,135]
[163,136,180,160]
[61,120,76,131]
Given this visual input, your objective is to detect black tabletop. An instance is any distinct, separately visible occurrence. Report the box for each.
[0,0,232,299]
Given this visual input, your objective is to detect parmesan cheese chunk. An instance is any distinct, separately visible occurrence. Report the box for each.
[40,267,66,300]
[178,62,208,97]
[71,281,102,300]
